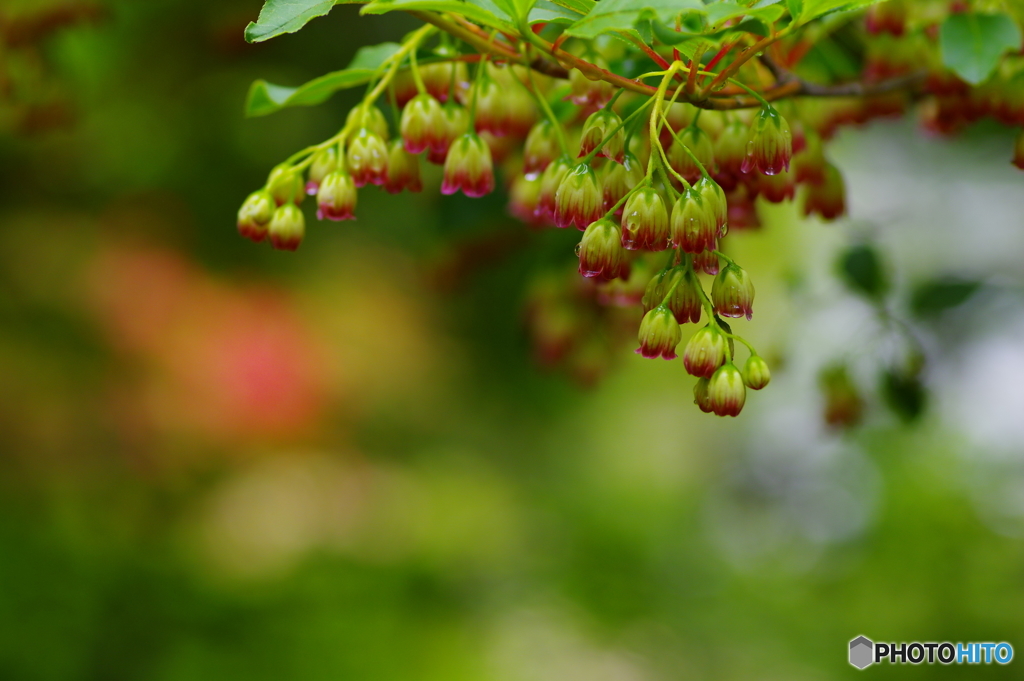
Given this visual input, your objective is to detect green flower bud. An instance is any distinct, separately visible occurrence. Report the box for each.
[554,163,603,230]
[743,355,771,390]
[267,164,304,206]
[683,324,726,378]
[577,217,627,281]
[622,186,670,251]
[712,263,754,320]
[693,377,713,413]
[668,125,716,182]
[268,203,305,251]
[346,103,388,141]
[306,146,339,195]
[636,305,682,360]
[578,108,624,163]
[708,362,746,417]
[237,189,275,242]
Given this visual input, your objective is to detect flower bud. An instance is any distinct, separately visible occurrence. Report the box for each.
[306,147,339,195]
[642,268,673,314]
[693,377,713,413]
[742,107,792,176]
[268,203,305,251]
[665,269,703,324]
[346,104,388,141]
[865,0,906,36]
[426,105,468,165]
[602,152,644,214]
[578,109,624,163]
[472,77,507,136]
[708,362,746,417]
[636,305,682,360]
[384,140,422,194]
[743,355,771,390]
[504,86,538,138]
[237,190,275,242]
[400,93,445,154]
[695,176,728,232]
[621,186,669,251]
[420,62,470,104]
[712,263,754,320]
[267,164,305,206]
[569,59,614,108]
[756,168,795,203]
[554,163,603,230]
[802,162,845,220]
[509,175,544,226]
[523,120,561,178]
[793,129,827,185]
[577,218,627,281]
[347,128,388,187]
[683,324,726,378]
[714,119,748,190]
[1012,128,1024,170]
[535,155,573,223]
[316,170,357,221]
[693,248,720,275]
[670,188,718,254]
[668,125,716,182]
[441,133,495,197]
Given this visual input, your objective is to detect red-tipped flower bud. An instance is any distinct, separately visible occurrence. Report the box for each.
[695,176,728,232]
[666,268,703,324]
[577,218,627,281]
[865,0,906,36]
[347,128,388,187]
[536,155,573,223]
[712,263,754,320]
[523,120,561,178]
[472,77,507,137]
[578,109,624,163]
[621,186,670,251]
[237,190,275,242]
[743,355,771,390]
[793,129,827,185]
[694,248,720,275]
[683,324,727,378]
[509,175,544,226]
[346,104,389,141]
[384,140,422,194]
[756,169,795,203]
[316,171,357,221]
[420,62,470,104]
[306,147,339,195]
[504,86,537,138]
[670,188,718,254]
[802,162,846,220]
[693,377,714,413]
[636,305,682,360]
[426,105,469,165]
[569,59,614,108]
[267,164,305,206]
[742,107,793,176]
[268,204,305,251]
[669,126,716,182]
[708,362,746,417]
[554,163,603,230]
[714,119,748,187]
[602,152,644,214]
[441,133,495,197]
[400,93,445,154]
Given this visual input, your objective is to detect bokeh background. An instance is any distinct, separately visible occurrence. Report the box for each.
[3,1,1024,679]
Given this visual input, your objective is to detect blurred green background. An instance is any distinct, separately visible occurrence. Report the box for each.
[3,1,1024,679]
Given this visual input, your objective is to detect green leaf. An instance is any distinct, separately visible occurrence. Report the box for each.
[528,0,580,24]
[703,1,785,29]
[797,0,880,23]
[940,12,1022,86]
[244,42,401,117]
[244,0,352,43]
[881,367,926,423]
[564,0,704,39]
[838,243,888,301]
[909,277,981,318]
[547,0,594,14]
[361,0,513,30]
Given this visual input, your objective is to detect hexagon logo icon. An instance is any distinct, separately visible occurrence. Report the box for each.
[849,636,874,669]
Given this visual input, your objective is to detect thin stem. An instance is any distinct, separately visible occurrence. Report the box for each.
[661,116,711,180]
[582,98,654,165]
[408,45,427,94]
[522,49,570,156]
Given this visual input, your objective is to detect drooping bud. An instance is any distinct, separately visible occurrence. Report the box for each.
[693,377,713,413]
[714,119,749,190]
[267,203,305,251]
[535,155,573,223]
[602,152,643,214]
[306,147,339,195]
[665,268,702,324]
[441,133,495,197]
[523,120,561,178]
[683,324,726,378]
[509,175,544,226]
[267,164,305,206]
[316,171,357,221]
[426,105,469,165]
[419,62,470,104]
[578,108,624,163]
[712,263,754,320]
[346,104,388,141]
[742,107,793,176]
[668,125,716,182]
[621,186,670,251]
[793,129,827,185]
[237,190,275,242]
[1012,128,1024,170]
[636,305,682,360]
[642,267,674,314]
[577,218,627,281]
[743,355,771,390]
[694,249,720,276]
[708,362,746,417]
[400,93,445,154]
[554,163,603,230]
[347,128,388,187]
[756,168,796,203]
[865,0,907,36]
[472,77,507,137]
[503,83,537,138]
[568,59,614,108]
[725,186,760,231]
[670,188,718,254]
[695,176,728,233]
[384,140,422,194]
[802,162,846,220]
